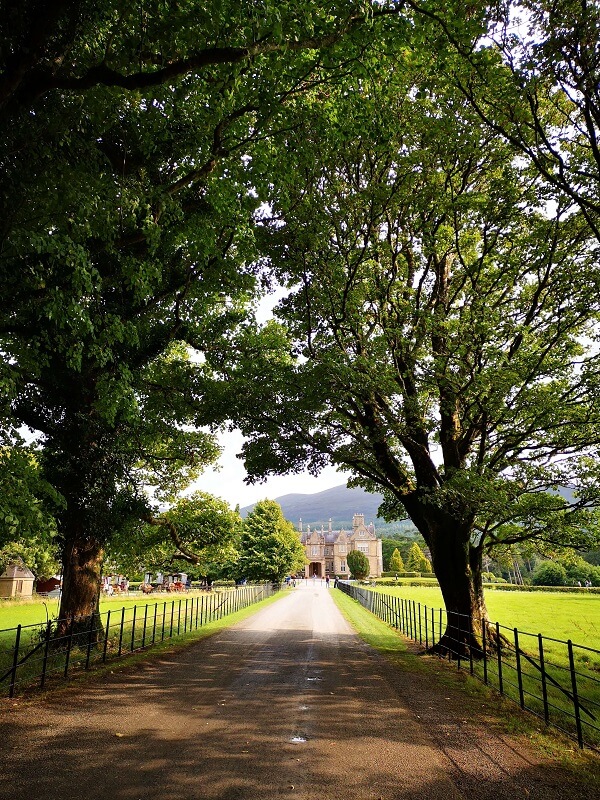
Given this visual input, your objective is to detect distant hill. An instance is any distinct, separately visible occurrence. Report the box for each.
[240,483,416,536]
[240,482,581,538]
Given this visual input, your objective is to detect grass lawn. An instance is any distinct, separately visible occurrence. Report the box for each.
[0,590,216,632]
[362,583,600,749]
[372,584,600,651]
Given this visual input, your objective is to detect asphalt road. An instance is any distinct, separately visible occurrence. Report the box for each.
[0,582,595,799]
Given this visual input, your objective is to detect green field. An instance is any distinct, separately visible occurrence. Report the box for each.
[362,584,600,748]
[371,585,600,651]
[0,591,211,632]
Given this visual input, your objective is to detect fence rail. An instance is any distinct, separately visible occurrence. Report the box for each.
[0,584,276,698]
[337,582,600,752]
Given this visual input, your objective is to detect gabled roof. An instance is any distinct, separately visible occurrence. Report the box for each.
[0,563,35,579]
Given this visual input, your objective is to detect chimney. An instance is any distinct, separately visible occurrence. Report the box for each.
[353,513,364,529]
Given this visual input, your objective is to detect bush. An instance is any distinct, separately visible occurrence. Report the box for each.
[562,559,600,587]
[381,571,421,578]
[532,561,567,586]
[347,550,370,580]
[375,578,440,587]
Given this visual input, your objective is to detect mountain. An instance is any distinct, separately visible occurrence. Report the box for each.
[240,483,416,536]
[240,483,383,528]
[240,482,579,538]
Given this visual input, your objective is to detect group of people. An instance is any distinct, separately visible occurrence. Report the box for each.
[102,577,129,595]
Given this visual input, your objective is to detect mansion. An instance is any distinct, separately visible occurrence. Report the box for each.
[299,513,383,578]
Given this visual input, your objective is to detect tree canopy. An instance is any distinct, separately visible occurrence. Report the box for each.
[3,3,600,655]
[213,49,600,653]
[238,500,305,582]
[0,1,409,622]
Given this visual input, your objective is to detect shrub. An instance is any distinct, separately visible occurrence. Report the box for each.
[532,561,567,586]
[381,571,421,578]
[347,549,370,579]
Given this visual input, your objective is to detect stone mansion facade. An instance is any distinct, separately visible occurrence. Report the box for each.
[298,513,383,578]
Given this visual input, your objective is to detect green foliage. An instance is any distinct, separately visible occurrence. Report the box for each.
[1,1,407,616]
[389,548,404,573]
[107,492,242,579]
[237,500,305,582]
[557,553,600,587]
[347,549,370,579]
[405,542,431,574]
[0,442,61,577]
[217,44,600,637]
[532,561,568,587]
[381,536,417,570]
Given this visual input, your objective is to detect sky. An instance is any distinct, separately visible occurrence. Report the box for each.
[183,287,351,509]
[187,427,350,509]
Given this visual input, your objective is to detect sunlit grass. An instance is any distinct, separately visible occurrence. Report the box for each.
[371,585,600,650]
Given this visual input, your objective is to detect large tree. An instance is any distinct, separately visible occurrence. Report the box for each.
[215,70,600,655]
[238,500,305,582]
[107,491,242,585]
[0,2,408,626]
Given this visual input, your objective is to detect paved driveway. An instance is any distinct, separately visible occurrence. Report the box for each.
[0,582,595,799]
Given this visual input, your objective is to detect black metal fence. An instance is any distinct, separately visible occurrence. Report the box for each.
[337,582,600,752]
[0,584,276,698]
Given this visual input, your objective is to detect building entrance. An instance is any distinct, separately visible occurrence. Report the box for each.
[309,563,322,577]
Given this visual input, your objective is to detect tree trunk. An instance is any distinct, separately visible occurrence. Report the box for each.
[424,523,489,659]
[56,531,104,641]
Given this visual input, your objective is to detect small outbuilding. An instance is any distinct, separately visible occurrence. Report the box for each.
[0,563,35,598]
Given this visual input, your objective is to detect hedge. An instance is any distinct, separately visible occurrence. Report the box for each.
[484,584,600,593]
[381,571,422,578]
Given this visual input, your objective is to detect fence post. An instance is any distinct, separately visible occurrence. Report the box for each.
[418,603,422,645]
[567,640,584,748]
[85,612,96,670]
[169,600,174,637]
[482,620,488,685]
[64,622,74,678]
[142,604,148,648]
[496,621,503,695]
[40,620,52,688]
[152,603,158,645]
[424,606,428,649]
[177,598,182,634]
[130,605,137,652]
[184,598,188,633]
[118,607,125,656]
[102,610,111,664]
[538,634,549,724]
[469,616,474,675]
[9,625,22,698]
[161,601,166,641]
[457,614,462,670]
[514,628,524,708]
